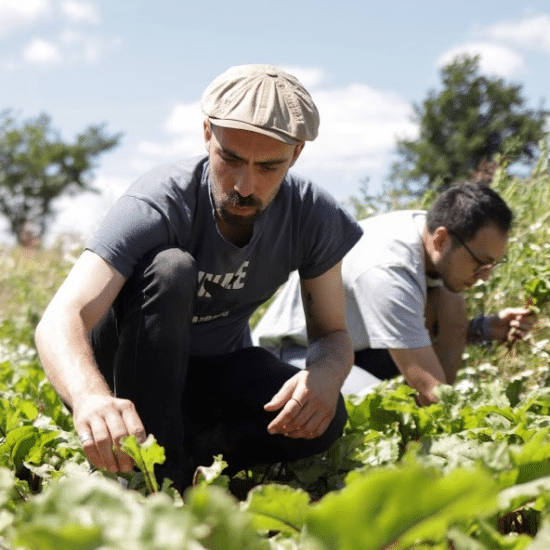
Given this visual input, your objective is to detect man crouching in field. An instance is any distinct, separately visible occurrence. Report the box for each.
[35,64,363,492]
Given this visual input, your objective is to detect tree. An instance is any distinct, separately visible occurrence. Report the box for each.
[0,110,122,245]
[390,55,549,196]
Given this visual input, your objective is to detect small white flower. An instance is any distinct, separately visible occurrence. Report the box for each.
[455,379,476,393]
[478,363,498,374]
[531,339,550,356]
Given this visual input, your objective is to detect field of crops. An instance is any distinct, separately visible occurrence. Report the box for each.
[0,149,549,549]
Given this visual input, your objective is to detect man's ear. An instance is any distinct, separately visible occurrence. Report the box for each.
[203,119,212,152]
[289,141,306,167]
[432,226,451,252]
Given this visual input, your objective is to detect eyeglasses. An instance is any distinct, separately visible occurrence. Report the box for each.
[449,231,508,275]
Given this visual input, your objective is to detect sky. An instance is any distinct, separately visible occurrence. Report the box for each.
[1,0,550,245]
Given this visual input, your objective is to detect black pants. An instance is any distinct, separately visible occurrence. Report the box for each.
[91,247,347,491]
[354,348,400,380]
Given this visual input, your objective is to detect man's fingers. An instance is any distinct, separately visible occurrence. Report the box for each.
[285,410,332,439]
[267,396,304,434]
[267,396,333,439]
[77,401,147,473]
[87,418,119,472]
[264,383,295,412]
[78,427,103,469]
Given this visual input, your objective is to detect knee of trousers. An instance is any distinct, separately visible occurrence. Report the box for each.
[136,246,198,304]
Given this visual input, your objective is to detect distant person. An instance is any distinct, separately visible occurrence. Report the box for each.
[35,64,363,491]
[254,182,535,405]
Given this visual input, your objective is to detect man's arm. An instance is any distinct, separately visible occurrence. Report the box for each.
[35,250,146,473]
[388,347,447,406]
[264,262,353,439]
[468,307,535,344]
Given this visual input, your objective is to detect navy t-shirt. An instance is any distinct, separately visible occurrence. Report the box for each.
[87,156,362,355]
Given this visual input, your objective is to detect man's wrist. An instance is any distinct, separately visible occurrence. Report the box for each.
[468,314,491,344]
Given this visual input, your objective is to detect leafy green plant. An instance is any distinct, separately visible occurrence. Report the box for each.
[1,146,550,548]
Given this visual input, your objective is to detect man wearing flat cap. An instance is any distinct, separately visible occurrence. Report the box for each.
[35,64,362,491]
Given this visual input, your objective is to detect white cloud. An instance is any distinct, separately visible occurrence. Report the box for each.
[23,37,61,65]
[46,174,131,245]
[165,101,203,134]
[301,84,416,171]
[485,14,550,52]
[12,30,120,69]
[61,0,100,24]
[129,101,205,172]
[0,0,51,35]
[280,66,326,89]
[293,83,416,198]
[436,42,524,78]
[59,30,119,63]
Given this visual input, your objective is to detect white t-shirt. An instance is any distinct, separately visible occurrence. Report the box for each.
[253,210,434,351]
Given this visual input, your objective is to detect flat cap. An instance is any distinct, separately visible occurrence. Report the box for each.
[201,64,320,144]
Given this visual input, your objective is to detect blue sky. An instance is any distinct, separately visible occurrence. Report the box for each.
[1,0,549,244]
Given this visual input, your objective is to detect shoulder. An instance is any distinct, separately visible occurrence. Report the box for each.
[281,170,341,206]
[344,210,427,285]
[275,171,359,230]
[129,156,208,196]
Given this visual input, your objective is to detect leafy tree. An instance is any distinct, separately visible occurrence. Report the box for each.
[0,110,122,245]
[390,55,549,196]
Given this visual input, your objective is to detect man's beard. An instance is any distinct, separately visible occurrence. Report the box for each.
[217,192,264,227]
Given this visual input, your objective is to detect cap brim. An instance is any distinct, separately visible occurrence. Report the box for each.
[208,118,301,145]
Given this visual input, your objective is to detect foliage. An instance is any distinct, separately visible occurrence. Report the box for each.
[0,110,121,244]
[0,147,549,548]
[389,55,548,198]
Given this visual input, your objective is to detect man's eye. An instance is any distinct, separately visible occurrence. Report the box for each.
[259,164,277,172]
[222,156,240,166]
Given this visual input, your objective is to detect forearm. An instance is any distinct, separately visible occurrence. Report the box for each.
[305,329,354,388]
[389,346,447,405]
[35,309,112,409]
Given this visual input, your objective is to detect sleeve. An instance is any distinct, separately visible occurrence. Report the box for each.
[351,264,431,349]
[297,186,363,280]
[86,196,173,279]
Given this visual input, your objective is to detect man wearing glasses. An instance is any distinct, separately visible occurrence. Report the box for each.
[254,181,534,405]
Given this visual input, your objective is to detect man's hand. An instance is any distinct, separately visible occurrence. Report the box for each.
[265,263,351,439]
[389,346,446,406]
[487,308,535,343]
[263,365,341,439]
[73,394,146,473]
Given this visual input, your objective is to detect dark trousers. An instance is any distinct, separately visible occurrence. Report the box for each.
[91,247,347,491]
[354,348,400,380]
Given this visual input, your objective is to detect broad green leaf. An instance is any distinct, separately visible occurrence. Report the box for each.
[305,462,498,550]
[244,484,310,535]
[0,425,38,470]
[120,433,165,493]
[13,523,103,550]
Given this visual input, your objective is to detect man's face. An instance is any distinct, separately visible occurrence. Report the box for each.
[204,121,304,234]
[436,224,509,292]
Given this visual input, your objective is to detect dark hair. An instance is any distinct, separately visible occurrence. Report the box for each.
[426,181,513,242]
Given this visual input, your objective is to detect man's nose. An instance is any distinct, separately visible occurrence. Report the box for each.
[475,267,493,282]
[234,168,255,197]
